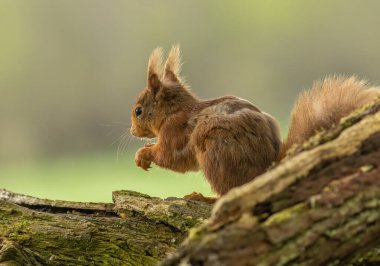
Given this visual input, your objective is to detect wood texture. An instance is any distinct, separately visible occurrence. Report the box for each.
[160,99,380,266]
[0,190,211,265]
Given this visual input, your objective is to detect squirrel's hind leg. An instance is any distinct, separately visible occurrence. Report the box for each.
[191,111,280,196]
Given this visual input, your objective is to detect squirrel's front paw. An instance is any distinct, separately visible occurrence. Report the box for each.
[144,142,155,148]
[135,146,153,171]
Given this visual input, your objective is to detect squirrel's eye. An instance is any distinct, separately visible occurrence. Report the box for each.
[135,107,142,117]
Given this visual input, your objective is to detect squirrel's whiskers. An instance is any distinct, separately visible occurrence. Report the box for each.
[116,129,133,160]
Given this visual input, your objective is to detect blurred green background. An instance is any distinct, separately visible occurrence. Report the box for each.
[2,1,380,202]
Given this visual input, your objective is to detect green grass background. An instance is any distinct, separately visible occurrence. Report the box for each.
[1,152,213,203]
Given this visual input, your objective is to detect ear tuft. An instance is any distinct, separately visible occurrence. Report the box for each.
[147,47,163,81]
[163,44,182,83]
[147,47,163,94]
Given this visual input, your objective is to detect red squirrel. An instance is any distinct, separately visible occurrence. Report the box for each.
[130,46,380,200]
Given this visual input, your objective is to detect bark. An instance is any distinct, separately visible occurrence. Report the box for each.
[160,98,380,266]
[0,190,211,265]
[1,99,380,266]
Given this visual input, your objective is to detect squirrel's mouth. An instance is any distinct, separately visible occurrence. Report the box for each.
[129,127,140,137]
[130,127,156,138]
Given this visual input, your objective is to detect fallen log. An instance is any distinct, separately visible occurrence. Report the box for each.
[0,190,211,265]
[160,98,380,266]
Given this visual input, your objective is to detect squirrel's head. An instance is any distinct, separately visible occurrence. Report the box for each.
[130,45,196,138]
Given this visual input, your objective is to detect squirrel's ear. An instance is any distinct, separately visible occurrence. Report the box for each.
[163,45,182,83]
[147,47,163,95]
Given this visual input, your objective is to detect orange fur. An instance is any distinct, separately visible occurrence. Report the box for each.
[282,76,380,157]
[163,44,182,83]
[131,47,380,196]
[147,47,163,79]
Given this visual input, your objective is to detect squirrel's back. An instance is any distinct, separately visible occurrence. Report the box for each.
[282,76,380,157]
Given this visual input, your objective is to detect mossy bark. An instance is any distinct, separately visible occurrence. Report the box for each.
[160,98,380,266]
[0,190,211,265]
[1,99,380,266]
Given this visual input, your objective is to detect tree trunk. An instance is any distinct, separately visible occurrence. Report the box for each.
[1,99,380,266]
[160,99,380,266]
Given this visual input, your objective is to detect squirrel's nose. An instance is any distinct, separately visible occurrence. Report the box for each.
[130,127,135,136]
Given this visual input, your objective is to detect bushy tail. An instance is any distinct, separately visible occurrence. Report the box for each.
[281,76,380,158]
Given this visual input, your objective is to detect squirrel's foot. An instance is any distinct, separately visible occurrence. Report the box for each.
[135,146,153,170]
[183,192,218,204]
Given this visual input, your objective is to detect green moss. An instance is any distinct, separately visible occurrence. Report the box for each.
[0,201,176,265]
[360,165,374,173]
[263,203,306,226]
[187,223,209,241]
[341,97,380,129]
[7,233,30,244]
[349,247,380,265]
[0,190,210,265]
[114,190,152,199]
